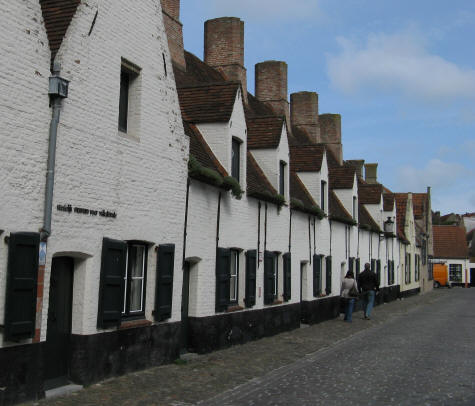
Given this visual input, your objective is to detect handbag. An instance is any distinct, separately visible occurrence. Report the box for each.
[349,285,359,298]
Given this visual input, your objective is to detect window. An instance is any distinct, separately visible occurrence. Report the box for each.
[123,243,147,317]
[118,60,141,135]
[264,251,278,304]
[279,161,286,196]
[321,180,327,212]
[415,254,420,282]
[353,196,357,220]
[230,250,239,303]
[449,264,462,282]
[231,138,241,182]
[405,253,411,284]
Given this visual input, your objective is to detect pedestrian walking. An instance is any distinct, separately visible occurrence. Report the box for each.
[340,270,358,322]
[357,262,379,320]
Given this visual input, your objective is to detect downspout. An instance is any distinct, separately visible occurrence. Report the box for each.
[257,201,261,268]
[216,192,222,250]
[308,216,311,263]
[264,203,268,252]
[313,218,316,255]
[288,209,292,253]
[41,62,69,241]
[182,178,190,268]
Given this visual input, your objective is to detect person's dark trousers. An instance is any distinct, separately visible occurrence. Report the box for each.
[362,290,375,318]
[344,298,356,322]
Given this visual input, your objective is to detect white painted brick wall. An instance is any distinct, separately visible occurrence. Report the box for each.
[0,0,52,345]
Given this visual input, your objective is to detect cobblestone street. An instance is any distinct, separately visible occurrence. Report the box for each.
[23,289,474,406]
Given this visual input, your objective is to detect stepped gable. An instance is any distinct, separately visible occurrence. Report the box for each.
[359,202,381,232]
[289,172,318,209]
[329,166,355,190]
[289,145,325,172]
[329,190,354,225]
[383,193,395,211]
[186,122,227,177]
[177,82,240,124]
[433,225,469,259]
[394,193,409,242]
[412,193,428,220]
[359,183,383,205]
[40,0,80,67]
[247,152,279,201]
[173,51,226,86]
[247,116,285,149]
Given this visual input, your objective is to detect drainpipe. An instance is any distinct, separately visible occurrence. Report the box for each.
[41,62,69,241]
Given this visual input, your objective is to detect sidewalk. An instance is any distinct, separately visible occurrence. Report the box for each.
[25,289,451,406]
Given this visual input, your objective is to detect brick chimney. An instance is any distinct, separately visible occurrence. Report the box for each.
[347,160,365,179]
[319,114,343,165]
[160,0,185,70]
[290,91,320,144]
[255,61,289,126]
[364,163,378,184]
[204,17,247,103]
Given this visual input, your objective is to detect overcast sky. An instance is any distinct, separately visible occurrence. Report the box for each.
[180,0,475,215]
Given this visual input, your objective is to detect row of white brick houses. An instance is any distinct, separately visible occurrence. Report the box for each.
[0,1,433,403]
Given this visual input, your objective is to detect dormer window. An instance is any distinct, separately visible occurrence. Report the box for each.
[279,161,286,196]
[321,180,327,212]
[231,138,241,182]
[353,196,357,219]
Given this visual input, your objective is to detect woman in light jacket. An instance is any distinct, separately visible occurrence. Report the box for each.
[341,270,358,322]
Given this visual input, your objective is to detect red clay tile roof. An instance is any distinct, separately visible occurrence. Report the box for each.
[433,226,469,259]
[177,82,240,124]
[173,51,227,87]
[358,184,383,205]
[247,152,279,202]
[247,116,284,149]
[40,0,80,68]
[329,167,355,190]
[325,147,341,169]
[412,193,428,220]
[330,190,354,225]
[394,193,408,242]
[186,122,227,177]
[290,172,317,209]
[246,93,276,118]
[358,202,381,232]
[289,145,325,173]
[289,126,314,147]
[383,193,395,212]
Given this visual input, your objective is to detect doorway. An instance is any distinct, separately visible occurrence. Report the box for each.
[44,257,74,389]
[180,261,190,353]
[470,268,475,287]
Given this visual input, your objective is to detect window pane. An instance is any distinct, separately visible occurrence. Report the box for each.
[279,162,285,195]
[230,251,238,302]
[232,139,240,181]
[130,245,145,278]
[129,279,143,312]
[118,70,129,132]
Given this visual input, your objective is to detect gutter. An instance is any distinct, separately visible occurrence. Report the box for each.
[41,62,69,241]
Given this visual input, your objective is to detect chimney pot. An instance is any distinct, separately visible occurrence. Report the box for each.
[364,163,378,184]
[290,91,320,143]
[320,114,343,165]
[160,0,185,70]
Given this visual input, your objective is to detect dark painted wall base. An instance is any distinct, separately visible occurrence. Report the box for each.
[187,303,301,354]
[399,287,420,298]
[301,296,341,325]
[0,342,45,405]
[70,322,181,386]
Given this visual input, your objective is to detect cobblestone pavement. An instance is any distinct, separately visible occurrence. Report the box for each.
[24,289,470,406]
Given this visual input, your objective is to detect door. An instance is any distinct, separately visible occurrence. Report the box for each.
[180,261,190,352]
[45,257,74,388]
[470,269,475,287]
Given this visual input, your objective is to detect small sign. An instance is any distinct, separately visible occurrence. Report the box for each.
[39,242,47,266]
[258,251,263,263]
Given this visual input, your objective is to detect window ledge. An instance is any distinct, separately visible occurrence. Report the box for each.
[226,305,244,313]
[119,319,152,330]
[272,299,283,305]
[118,130,140,143]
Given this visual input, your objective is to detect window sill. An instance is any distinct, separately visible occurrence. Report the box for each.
[118,130,140,143]
[226,305,244,313]
[119,319,152,330]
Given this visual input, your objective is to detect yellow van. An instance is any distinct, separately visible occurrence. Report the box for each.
[433,263,451,288]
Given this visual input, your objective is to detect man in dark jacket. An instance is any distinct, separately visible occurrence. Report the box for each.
[357,262,379,320]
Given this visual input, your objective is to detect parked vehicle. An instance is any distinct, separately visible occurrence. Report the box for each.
[433,263,451,288]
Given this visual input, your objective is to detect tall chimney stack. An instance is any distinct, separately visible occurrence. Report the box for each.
[204,17,247,103]
[319,113,343,165]
[255,61,290,126]
[160,0,186,70]
[364,163,378,184]
[290,91,320,144]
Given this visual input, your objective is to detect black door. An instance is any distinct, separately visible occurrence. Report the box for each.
[470,269,475,287]
[45,257,74,388]
[180,261,190,352]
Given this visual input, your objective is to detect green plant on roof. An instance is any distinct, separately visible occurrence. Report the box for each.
[223,176,243,199]
[188,155,223,187]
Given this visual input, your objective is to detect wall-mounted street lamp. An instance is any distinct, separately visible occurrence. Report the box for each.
[384,217,394,233]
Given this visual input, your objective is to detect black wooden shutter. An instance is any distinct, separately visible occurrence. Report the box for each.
[283,253,291,302]
[387,260,391,285]
[313,254,322,297]
[325,256,332,295]
[4,232,40,341]
[264,251,275,305]
[97,238,127,328]
[244,250,257,308]
[215,247,231,312]
[371,259,376,273]
[356,258,361,280]
[377,259,381,285]
[155,244,175,321]
[349,257,355,274]
[391,260,395,285]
